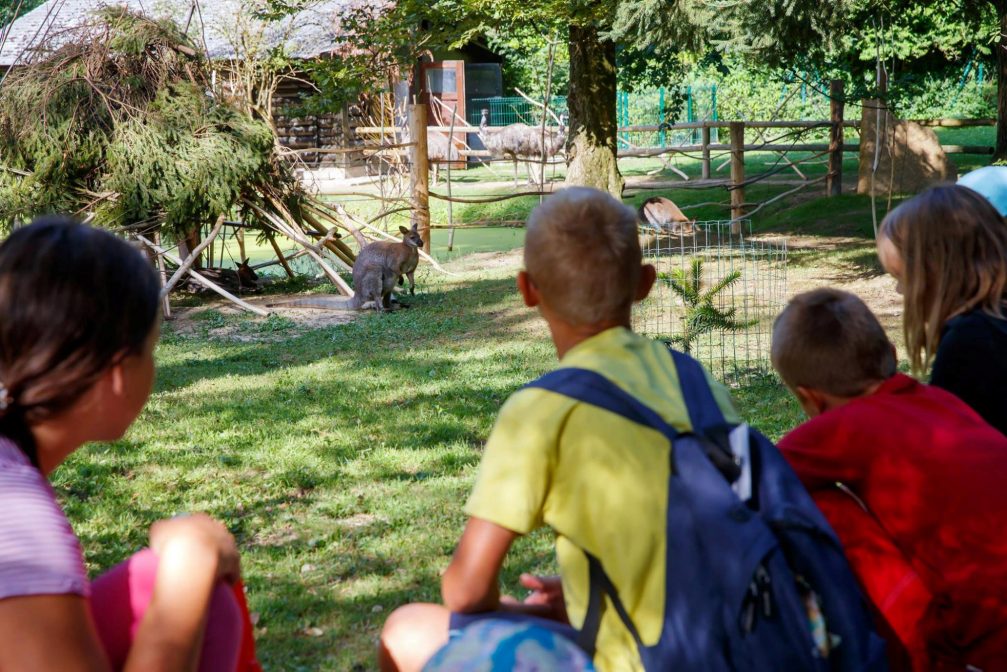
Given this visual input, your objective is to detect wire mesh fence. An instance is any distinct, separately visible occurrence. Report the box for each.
[468,96,569,126]
[633,220,788,380]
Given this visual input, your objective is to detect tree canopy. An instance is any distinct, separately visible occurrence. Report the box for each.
[1,0,44,28]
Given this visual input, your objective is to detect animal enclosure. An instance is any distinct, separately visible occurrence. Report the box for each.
[633,220,788,379]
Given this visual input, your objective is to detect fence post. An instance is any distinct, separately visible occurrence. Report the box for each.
[658,87,666,148]
[730,121,745,234]
[711,85,718,142]
[409,103,431,254]
[701,123,712,180]
[827,79,845,197]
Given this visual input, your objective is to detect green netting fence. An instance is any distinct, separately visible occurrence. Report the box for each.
[470,86,720,148]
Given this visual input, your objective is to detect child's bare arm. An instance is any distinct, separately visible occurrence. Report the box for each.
[441,517,518,613]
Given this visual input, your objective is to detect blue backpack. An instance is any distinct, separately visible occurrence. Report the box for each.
[527,347,888,672]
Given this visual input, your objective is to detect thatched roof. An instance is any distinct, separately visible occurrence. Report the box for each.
[0,0,373,67]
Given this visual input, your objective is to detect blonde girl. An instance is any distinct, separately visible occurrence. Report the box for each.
[878,184,1007,435]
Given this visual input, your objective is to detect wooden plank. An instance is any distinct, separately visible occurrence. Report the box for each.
[409,103,431,253]
[941,145,995,154]
[828,79,844,197]
[353,118,913,135]
[701,125,711,180]
[910,118,996,127]
[730,122,745,231]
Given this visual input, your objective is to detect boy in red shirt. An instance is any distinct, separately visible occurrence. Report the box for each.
[772,288,1007,670]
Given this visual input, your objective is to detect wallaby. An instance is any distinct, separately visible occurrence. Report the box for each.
[637,196,696,236]
[268,225,423,313]
[183,258,260,294]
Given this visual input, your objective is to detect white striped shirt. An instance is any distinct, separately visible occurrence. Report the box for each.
[0,437,88,600]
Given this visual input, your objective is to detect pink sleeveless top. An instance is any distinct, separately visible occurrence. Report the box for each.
[0,437,89,599]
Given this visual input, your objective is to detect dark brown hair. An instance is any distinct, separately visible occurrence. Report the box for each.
[771,288,896,397]
[880,184,1007,374]
[524,187,642,326]
[0,217,161,465]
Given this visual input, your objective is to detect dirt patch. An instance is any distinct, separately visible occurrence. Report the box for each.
[783,236,904,344]
[447,248,523,274]
[334,513,387,530]
[168,294,358,342]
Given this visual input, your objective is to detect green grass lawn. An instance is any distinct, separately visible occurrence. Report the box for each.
[58,261,563,670]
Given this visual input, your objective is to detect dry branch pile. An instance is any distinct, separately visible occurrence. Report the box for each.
[0,7,356,285]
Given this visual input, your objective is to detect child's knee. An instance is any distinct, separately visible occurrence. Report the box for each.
[379,603,449,672]
[199,583,243,672]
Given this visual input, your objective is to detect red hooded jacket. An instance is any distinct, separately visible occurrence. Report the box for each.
[779,374,1007,670]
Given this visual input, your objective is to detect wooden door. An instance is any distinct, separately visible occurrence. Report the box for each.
[421,60,466,169]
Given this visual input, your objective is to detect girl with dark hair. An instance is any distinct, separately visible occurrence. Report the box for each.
[0,217,256,671]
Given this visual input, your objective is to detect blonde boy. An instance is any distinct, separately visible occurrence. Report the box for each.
[379,187,738,672]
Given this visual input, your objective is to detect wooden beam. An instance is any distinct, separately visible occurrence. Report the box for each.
[409,103,431,254]
[827,79,845,197]
[701,125,711,180]
[137,234,269,317]
[161,215,225,297]
[730,122,745,233]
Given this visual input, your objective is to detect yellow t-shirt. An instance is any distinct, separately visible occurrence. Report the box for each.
[465,327,739,672]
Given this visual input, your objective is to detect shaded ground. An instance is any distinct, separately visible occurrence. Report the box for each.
[170,298,358,342]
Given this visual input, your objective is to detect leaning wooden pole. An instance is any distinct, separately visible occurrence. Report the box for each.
[267,233,295,279]
[409,103,432,254]
[729,121,745,234]
[827,79,845,197]
[161,214,226,297]
[137,234,269,317]
[154,231,171,319]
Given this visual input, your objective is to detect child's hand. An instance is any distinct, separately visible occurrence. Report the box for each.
[500,574,569,623]
[149,513,240,585]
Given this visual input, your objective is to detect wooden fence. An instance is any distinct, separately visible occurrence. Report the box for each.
[341,89,997,246]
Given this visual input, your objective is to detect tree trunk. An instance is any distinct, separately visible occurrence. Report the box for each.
[997,3,1007,160]
[178,227,202,270]
[565,24,623,198]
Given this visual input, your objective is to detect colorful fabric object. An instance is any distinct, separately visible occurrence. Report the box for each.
[0,436,259,672]
[0,437,89,600]
[959,166,1007,215]
[424,619,594,672]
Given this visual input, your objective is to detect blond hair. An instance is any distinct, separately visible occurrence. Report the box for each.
[880,184,1007,374]
[524,187,642,326]
[771,288,896,397]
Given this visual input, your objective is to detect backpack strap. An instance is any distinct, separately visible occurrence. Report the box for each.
[577,553,645,657]
[528,367,679,439]
[527,368,677,658]
[666,347,727,432]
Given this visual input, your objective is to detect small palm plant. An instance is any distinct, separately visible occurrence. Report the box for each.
[660,258,758,355]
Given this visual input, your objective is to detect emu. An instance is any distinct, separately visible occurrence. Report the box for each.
[426,131,460,186]
[478,108,567,187]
